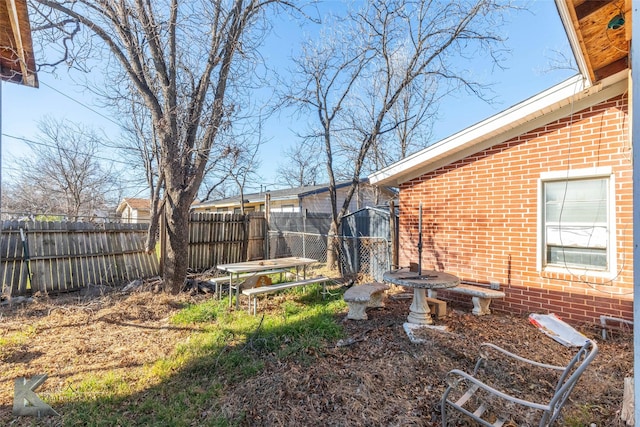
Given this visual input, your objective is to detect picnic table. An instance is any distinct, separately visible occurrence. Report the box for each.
[216,257,317,308]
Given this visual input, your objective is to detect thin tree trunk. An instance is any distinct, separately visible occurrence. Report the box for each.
[326,219,340,270]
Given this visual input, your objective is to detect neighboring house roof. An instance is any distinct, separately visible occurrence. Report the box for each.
[0,0,38,87]
[116,198,151,214]
[369,0,631,187]
[192,180,387,209]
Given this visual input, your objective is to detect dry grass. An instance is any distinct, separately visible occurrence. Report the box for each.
[0,282,633,426]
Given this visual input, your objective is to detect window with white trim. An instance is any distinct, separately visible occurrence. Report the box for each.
[540,172,613,273]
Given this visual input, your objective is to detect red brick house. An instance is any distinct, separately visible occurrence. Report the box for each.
[369,0,632,324]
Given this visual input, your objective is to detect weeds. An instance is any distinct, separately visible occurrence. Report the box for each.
[19,283,345,426]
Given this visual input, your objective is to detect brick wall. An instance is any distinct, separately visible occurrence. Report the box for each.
[399,94,633,325]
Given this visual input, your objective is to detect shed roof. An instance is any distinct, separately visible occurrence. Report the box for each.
[342,206,393,219]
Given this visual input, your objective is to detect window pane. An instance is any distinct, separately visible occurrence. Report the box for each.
[543,177,609,270]
[545,179,607,222]
[547,246,607,269]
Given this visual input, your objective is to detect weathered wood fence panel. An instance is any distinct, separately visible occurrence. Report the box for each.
[247,212,266,261]
[2,212,267,297]
[0,223,29,295]
[0,221,159,296]
[187,212,265,270]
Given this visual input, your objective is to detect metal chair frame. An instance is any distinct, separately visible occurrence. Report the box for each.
[441,339,598,426]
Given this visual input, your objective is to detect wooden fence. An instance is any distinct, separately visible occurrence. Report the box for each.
[1,212,267,297]
[0,221,158,296]
[187,212,266,270]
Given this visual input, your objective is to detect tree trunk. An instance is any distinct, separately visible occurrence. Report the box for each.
[326,219,340,270]
[162,192,191,294]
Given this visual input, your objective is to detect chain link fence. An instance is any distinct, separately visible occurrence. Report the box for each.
[267,231,390,282]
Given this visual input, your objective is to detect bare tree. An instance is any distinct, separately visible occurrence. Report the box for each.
[117,91,240,248]
[5,116,118,220]
[285,14,373,266]
[368,75,438,171]
[29,0,302,293]
[286,0,514,267]
[275,141,323,187]
[227,135,262,213]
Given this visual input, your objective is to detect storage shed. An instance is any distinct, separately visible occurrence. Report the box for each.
[340,206,398,282]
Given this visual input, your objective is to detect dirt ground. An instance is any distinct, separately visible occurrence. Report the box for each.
[0,285,633,426]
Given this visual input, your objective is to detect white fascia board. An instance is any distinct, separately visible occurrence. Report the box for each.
[554,0,593,85]
[369,75,585,186]
[369,72,627,187]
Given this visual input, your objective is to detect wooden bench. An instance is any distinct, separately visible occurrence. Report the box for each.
[207,269,290,300]
[343,282,390,320]
[242,276,330,315]
[429,284,505,316]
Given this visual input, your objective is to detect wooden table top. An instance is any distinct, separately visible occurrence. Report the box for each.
[217,257,317,274]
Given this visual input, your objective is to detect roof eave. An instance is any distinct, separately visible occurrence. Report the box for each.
[554,0,594,85]
[297,180,363,197]
[265,195,299,202]
[3,0,38,87]
[369,72,628,187]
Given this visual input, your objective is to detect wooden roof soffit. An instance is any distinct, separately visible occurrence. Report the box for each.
[559,0,631,85]
[0,0,38,87]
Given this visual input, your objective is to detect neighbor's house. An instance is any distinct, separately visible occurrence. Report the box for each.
[116,198,151,223]
[369,0,633,325]
[191,180,396,214]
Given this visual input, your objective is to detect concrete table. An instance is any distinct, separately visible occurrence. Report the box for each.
[383,268,460,325]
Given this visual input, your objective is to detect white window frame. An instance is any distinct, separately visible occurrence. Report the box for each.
[537,167,616,278]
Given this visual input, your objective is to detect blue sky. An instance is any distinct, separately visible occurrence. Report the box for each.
[1,0,576,197]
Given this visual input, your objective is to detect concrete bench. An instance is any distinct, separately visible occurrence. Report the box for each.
[429,284,505,316]
[242,276,330,315]
[343,282,390,320]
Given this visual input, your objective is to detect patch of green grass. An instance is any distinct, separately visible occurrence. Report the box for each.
[39,284,347,426]
[0,325,37,357]
[563,403,609,427]
[171,298,225,324]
